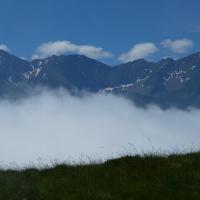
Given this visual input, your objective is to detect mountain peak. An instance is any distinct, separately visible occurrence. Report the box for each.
[0,49,11,57]
[129,58,149,64]
[160,57,174,62]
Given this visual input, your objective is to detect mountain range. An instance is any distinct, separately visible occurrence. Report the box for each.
[1,49,200,109]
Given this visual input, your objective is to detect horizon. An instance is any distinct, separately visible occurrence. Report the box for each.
[1,48,200,66]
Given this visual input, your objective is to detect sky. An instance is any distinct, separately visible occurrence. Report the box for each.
[0,0,200,64]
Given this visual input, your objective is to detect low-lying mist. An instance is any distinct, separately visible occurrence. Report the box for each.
[0,88,200,168]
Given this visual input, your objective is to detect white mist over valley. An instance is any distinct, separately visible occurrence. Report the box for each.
[0,88,199,168]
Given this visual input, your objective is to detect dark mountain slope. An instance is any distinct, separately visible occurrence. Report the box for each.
[0,50,31,84]
[30,55,111,91]
[1,50,200,108]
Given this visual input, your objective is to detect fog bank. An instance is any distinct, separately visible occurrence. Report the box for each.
[0,89,200,168]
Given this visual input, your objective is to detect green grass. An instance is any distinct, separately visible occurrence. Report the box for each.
[1,152,200,199]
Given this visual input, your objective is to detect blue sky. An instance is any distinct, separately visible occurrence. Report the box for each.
[0,0,200,64]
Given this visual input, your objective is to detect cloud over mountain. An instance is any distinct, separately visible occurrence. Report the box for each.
[161,38,193,54]
[32,41,113,60]
[0,44,9,52]
[119,42,158,62]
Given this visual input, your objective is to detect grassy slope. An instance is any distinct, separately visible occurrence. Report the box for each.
[1,153,200,200]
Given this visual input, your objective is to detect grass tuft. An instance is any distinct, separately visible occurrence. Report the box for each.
[1,152,200,199]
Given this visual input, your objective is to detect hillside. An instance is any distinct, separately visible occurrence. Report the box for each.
[1,152,200,199]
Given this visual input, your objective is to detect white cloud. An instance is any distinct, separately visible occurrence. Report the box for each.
[0,44,10,52]
[161,39,193,54]
[32,41,113,60]
[0,88,200,168]
[119,42,158,62]
[20,57,27,60]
